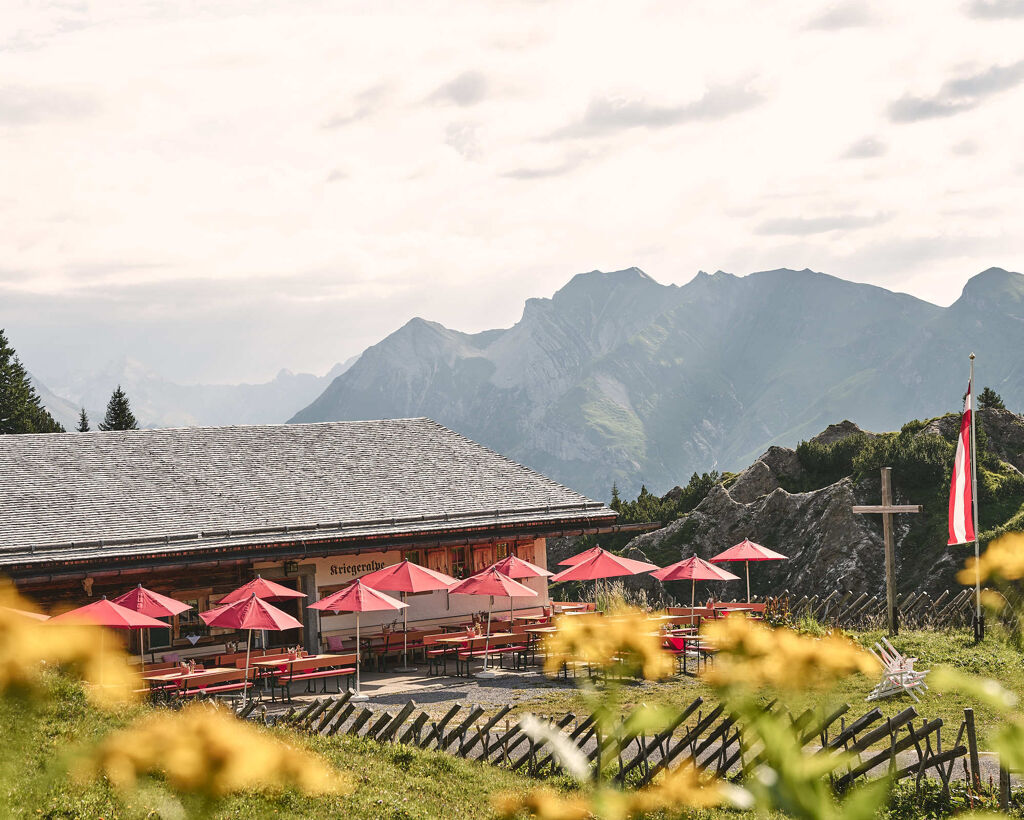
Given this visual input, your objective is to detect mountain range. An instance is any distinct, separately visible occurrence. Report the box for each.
[37,356,357,430]
[291,266,1024,499]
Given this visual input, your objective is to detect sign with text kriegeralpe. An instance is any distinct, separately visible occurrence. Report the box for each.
[311,550,402,587]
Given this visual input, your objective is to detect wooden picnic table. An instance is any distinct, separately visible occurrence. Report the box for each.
[143,666,236,683]
[524,625,558,634]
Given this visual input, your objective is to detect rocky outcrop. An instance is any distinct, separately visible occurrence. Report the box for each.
[810,420,874,447]
[922,409,1024,474]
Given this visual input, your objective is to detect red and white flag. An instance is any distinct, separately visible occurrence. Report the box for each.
[948,381,975,545]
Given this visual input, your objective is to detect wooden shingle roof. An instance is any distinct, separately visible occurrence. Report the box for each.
[0,418,612,568]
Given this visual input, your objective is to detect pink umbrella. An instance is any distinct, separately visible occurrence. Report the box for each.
[219,575,306,656]
[219,575,307,604]
[309,580,407,700]
[549,548,658,611]
[201,594,303,705]
[112,584,192,666]
[449,568,537,678]
[359,560,457,672]
[50,597,168,684]
[651,555,740,624]
[557,546,605,566]
[711,539,788,603]
[50,597,168,629]
[490,554,552,623]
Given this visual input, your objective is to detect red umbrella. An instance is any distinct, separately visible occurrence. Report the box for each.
[490,554,552,623]
[549,549,658,583]
[50,597,168,684]
[219,575,307,604]
[549,548,658,612]
[50,597,168,629]
[557,546,605,566]
[113,585,192,666]
[309,580,407,700]
[449,568,537,678]
[711,539,788,603]
[652,555,740,624]
[201,594,303,706]
[359,560,457,672]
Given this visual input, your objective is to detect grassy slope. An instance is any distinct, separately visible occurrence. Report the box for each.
[2,647,1021,819]
[0,674,564,820]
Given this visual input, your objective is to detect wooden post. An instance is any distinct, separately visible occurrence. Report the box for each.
[964,707,981,789]
[852,467,922,636]
[880,468,898,635]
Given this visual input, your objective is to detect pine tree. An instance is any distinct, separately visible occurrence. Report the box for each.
[0,329,64,434]
[978,386,1006,410]
[77,408,90,432]
[610,483,622,512]
[98,385,139,431]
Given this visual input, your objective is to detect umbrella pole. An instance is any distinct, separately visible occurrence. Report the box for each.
[242,628,252,706]
[352,613,368,701]
[476,597,496,679]
[746,561,751,604]
[691,579,695,627]
[395,593,415,673]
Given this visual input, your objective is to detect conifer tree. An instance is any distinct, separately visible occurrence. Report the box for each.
[0,329,64,434]
[98,385,139,431]
[77,408,90,432]
[978,386,1006,410]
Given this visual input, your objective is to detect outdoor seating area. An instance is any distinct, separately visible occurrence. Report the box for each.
[38,539,795,706]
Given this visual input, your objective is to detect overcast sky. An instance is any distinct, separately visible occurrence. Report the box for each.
[3,0,1023,384]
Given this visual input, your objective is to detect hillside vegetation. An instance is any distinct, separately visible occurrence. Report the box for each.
[563,407,1024,599]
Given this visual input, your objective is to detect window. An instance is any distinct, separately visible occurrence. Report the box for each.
[176,598,208,641]
[450,547,468,579]
[404,549,423,565]
[495,542,511,560]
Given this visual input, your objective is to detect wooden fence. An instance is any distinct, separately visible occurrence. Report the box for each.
[763,589,978,630]
[238,693,982,796]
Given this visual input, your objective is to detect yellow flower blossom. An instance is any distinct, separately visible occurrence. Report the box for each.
[700,615,877,691]
[493,788,592,820]
[495,766,725,820]
[0,583,138,708]
[83,702,350,798]
[958,532,1024,585]
[543,610,674,680]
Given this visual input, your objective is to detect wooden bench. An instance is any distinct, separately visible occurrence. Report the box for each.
[455,633,529,676]
[268,654,358,702]
[424,631,473,676]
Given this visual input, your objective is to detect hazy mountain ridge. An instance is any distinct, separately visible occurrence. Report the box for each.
[292,266,1024,498]
[39,356,358,429]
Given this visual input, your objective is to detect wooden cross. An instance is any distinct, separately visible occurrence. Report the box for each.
[852,467,922,635]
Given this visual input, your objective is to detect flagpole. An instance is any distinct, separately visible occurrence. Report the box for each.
[969,353,982,641]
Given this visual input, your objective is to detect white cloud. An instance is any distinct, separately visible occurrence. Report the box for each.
[0,0,1022,382]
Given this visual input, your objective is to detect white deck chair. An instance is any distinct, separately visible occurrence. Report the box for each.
[865,638,929,702]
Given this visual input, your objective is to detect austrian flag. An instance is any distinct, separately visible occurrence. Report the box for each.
[948,382,975,545]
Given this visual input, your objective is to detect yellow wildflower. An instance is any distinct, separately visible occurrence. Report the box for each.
[958,532,1024,585]
[700,615,877,691]
[0,583,138,708]
[626,764,724,813]
[495,767,725,820]
[543,610,674,680]
[493,788,592,820]
[83,702,349,797]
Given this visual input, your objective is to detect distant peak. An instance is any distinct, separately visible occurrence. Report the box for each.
[554,267,662,298]
[956,267,1024,306]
